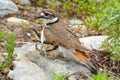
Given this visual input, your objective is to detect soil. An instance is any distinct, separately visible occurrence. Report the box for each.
[0,4,120,80]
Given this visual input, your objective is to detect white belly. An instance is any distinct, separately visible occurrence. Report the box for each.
[58,46,75,59]
[41,27,46,43]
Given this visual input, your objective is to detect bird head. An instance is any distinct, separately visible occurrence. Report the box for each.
[35,9,59,25]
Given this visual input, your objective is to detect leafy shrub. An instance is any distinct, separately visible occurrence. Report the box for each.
[86,0,120,62]
[90,68,114,80]
[36,0,45,6]
[62,0,97,18]
[0,31,16,70]
[6,33,16,63]
[101,9,120,62]
[53,73,67,80]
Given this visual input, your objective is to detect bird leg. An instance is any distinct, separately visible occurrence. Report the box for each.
[35,43,49,58]
[35,43,45,55]
[35,41,58,58]
[42,43,47,58]
[43,41,58,52]
[46,45,58,51]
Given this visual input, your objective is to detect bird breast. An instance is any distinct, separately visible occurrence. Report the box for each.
[41,27,46,43]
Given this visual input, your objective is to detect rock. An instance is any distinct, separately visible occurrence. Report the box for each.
[8,44,48,80]
[69,19,84,25]
[7,17,30,25]
[8,44,90,80]
[79,36,108,50]
[46,0,61,6]
[8,60,48,80]
[80,25,88,34]
[26,33,31,37]
[0,0,18,18]
[68,75,76,80]
[0,54,5,64]
[29,51,90,79]
[69,19,88,35]
[19,0,31,5]
[13,28,22,35]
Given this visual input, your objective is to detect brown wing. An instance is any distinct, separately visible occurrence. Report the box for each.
[44,20,88,52]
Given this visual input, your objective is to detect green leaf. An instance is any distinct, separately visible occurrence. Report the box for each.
[0,30,6,41]
[6,33,16,63]
[90,68,114,80]
[53,73,66,80]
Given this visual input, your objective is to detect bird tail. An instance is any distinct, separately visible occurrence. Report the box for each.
[73,51,97,74]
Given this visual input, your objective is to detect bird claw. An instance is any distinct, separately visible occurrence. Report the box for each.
[35,43,47,57]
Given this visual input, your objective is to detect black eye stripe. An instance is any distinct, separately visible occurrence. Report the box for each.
[42,12,49,16]
[42,11,53,16]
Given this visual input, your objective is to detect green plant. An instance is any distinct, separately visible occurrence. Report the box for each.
[13,0,20,4]
[90,68,114,80]
[21,20,30,27]
[53,73,67,80]
[0,32,16,71]
[0,30,6,41]
[62,0,98,18]
[0,30,7,70]
[101,9,120,62]
[24,5,31,10]
[36,0,45,6]
[86,0,120,62]
[6,33,16,63]
[35,19,44,24]
[51,0,56,5]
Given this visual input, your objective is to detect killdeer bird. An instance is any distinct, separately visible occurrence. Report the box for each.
[35,9,97,74]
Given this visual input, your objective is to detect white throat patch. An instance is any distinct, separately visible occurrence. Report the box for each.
[40,12,45,16]
[42,17,58,26]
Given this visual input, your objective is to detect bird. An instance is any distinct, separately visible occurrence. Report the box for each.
[35,9,97,74]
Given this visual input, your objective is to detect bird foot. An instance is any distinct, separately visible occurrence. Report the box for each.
[35,43,58,58]
[35,43,47,57]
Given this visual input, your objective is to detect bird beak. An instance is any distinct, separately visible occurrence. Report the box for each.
[35,15,42,19]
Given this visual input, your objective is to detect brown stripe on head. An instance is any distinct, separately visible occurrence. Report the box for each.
[41,9,62,19]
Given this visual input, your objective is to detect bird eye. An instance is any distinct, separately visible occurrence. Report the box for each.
[45,13,49,16]
[40,11,48,16]
[41,11,54,18]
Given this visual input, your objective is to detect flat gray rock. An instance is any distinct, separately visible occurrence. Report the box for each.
[0,0,18,18]
[19,0,31,5]
[79,36,108,50]
[27,51,90,79]
[0,54,5,64]
[8,44,90,80]
[69,19,84,25]
[8,44,48,80]
[69,19,88,35]
[8,60,48,80]
[46,0,61,5]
